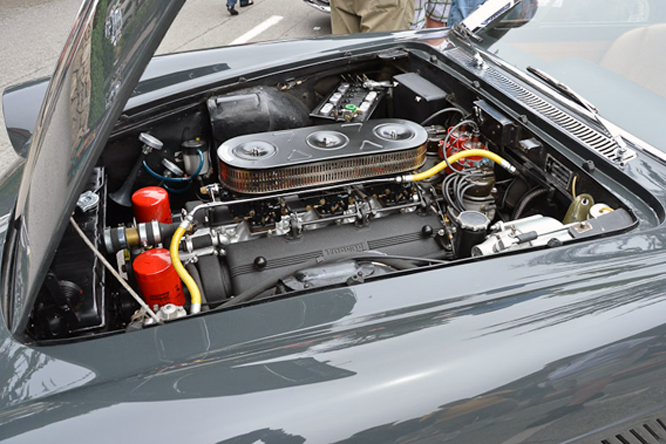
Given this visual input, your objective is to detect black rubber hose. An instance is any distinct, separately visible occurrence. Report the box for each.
[186,263,208,309]
[512,188,548,220]
[220,252,448,308]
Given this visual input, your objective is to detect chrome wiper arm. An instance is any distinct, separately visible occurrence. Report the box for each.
[527,66,597,113]
[461,0,523,34]
[449,0,523,69]
[449,23,485,69]
[526,66,630,160]
[451,21,482,43]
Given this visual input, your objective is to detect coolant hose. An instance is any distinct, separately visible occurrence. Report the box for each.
[512,188,548,220]
[170,217,201,314]
[186,263,208,309]
[401,149,517,182]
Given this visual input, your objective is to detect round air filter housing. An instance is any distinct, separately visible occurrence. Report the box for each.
[373,122,416,141]
[306,131,349,150]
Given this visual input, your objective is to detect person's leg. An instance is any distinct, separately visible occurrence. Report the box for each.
[227,0,239,15]
[447,0,484,26]
[358,0,414,33]
[330,0,362,34]
[447,0,464,26]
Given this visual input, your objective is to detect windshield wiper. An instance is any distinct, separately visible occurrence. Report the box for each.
[449,23,486,68]
[460,0,522,33]
[450,0,522,69]
[526,66,598,113]
[526,65,630,160]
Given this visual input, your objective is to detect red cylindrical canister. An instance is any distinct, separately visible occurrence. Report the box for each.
[132,186,172,224]
[133,248,185,309]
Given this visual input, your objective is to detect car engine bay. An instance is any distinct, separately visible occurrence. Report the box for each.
[28,47,637,340]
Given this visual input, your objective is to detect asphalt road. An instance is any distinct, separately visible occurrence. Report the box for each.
[0,0,331,176]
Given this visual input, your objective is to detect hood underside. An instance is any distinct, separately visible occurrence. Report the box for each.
[7,0,185,334]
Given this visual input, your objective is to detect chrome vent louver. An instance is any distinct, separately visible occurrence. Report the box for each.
[447,48,636,166]
[573,415,666,444]
[600,419,666,444]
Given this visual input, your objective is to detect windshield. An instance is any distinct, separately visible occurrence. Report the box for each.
[476,0,666,150]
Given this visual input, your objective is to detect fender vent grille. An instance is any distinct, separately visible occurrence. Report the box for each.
[571,415,666,444]
[446,48,636,166]
[599,419,666,444]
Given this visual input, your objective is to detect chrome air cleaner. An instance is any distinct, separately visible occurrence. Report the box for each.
[217,119,427,194]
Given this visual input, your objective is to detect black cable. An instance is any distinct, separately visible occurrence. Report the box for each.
[450,174,460,211]
[512,188,548,220]
[453,174,467,212]
[420,107,465,126]
[499,176,520,212]
[442,173,457,209]
[457,183,476,211]
[353,254,447,270]
[220,252,448,308]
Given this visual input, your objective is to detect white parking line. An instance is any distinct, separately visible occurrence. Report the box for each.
[230,15,284,45]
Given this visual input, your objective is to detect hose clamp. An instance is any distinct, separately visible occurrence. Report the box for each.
[138,224,149,247]
[151,220,161,245]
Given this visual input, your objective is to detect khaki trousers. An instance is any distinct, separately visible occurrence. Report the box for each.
[330,0,415,34]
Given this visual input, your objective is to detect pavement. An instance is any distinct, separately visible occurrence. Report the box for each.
[0,0,331,176]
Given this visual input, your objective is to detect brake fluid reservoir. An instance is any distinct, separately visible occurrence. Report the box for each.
[182,138,211,176]
[133,248,185,310]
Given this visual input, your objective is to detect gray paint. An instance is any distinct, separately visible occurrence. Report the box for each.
[2,223,666,442]
[1,1,666,443]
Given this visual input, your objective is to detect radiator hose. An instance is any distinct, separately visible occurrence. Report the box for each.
[169,215,202,314]
[399,149,517,182]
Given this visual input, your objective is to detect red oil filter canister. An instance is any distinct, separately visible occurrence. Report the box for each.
[133,248,185,309]
[132,186,172,223]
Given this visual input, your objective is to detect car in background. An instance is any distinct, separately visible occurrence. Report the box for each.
[2,0,666,442]
[304,0,330,13]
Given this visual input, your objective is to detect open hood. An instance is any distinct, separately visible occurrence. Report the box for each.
[459,0,521,33]
[7,0,185,334]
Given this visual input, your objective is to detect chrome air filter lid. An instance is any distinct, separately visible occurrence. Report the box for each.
[218,119,427,194]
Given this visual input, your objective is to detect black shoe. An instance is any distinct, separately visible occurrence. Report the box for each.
[240,0,253,6]
[227,6,238,15]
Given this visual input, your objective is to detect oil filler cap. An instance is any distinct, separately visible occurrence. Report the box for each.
[457,211,490,232]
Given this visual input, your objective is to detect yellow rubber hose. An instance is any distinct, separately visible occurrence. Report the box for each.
[405,149,517,182]
[170,223,202,314]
